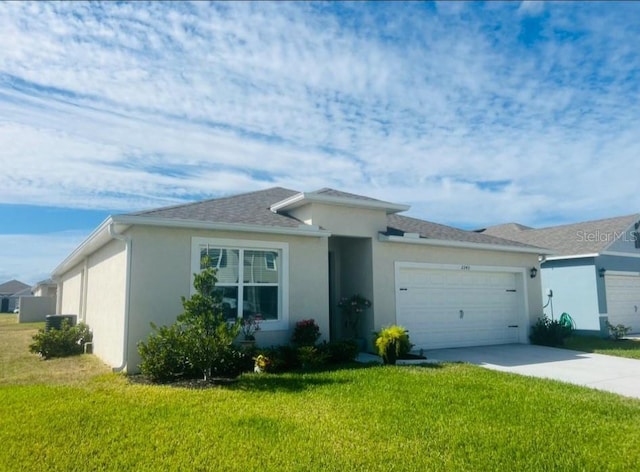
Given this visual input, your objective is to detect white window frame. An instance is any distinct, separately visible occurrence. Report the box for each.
[191,237,289,331]
[265,252,277,271]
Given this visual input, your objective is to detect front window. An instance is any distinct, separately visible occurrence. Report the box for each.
[193,238,288,327]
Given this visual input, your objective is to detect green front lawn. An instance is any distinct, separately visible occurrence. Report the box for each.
[1,316,640,471]
[564,335,640,360]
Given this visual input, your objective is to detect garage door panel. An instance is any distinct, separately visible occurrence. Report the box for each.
[397,267,523,349]
[606,275,640,334]
[407,325,521,349]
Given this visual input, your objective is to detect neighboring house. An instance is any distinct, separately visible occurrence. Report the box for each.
[52,187,546,373]
[32,278,58,298]
[480,214,640,336]
[0,279,31,312]
[16,278,59,323]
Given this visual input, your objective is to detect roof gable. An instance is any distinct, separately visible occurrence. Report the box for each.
[270,187,410,215]
[0,280,30,295]
[481,214,640,256]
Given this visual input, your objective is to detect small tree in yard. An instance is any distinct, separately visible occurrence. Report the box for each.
[178,265,241,380]
[138,263,242,382]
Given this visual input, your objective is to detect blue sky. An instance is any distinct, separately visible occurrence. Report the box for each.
[1,1,639,284]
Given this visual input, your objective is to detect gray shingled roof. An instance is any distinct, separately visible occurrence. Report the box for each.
[386,214,540,249]
[130,187,303,228]
[126,187,542,250]
[0,280,30,296]
[481,214,640,256]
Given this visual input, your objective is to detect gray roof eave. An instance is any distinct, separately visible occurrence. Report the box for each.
[112,214,331,236]
[379,233,553,255]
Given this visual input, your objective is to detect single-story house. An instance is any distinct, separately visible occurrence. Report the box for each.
[0,279,31,312]
[479,214,640,336]
[52,187,546,372]
[32,278,58,298]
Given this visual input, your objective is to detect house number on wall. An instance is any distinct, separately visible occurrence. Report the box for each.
[460,265,471,271]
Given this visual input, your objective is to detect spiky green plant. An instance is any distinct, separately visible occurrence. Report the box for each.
[374,325,412,365]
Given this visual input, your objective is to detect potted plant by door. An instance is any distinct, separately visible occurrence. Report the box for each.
[239,315,262,347]
[338,294,372,351]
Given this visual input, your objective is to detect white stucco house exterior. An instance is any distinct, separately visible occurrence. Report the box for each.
[481,214,640,336]
[52,188,546,373]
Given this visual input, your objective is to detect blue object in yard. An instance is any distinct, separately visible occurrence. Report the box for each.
[559,312,576,330]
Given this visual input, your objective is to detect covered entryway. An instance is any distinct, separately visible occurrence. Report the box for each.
[605,273,640,333]
[395,263,526,349]
[329,236,374,342]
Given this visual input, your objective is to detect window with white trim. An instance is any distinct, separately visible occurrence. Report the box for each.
[192,238,288,325]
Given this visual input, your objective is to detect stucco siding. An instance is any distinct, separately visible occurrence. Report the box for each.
[540,264,600,331]
[292,203,388,237]
[125,226,328,372]
[372,240,542,343]
[84,239,127,367]
[59,263,83,316]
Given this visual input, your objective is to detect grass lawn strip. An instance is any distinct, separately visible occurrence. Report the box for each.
[1,314,639,471]
[0,314,110,386]
[564,335,640,360]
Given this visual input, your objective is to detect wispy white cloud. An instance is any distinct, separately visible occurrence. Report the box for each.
[0,0,638,232]
[517,1,545,17]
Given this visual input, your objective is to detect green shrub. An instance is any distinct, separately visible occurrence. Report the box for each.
[296,345,328,369]
[29,320,92,360]
[138,262,243,382]
[374,325,412,365]
[138,323,190,381]
[209,347,250,378]
[530,315,572,346]
[291,319,321,346]
[607,322,632,340]
[318,340,359,364]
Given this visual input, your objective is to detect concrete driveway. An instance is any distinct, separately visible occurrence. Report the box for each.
[423,344,640,400]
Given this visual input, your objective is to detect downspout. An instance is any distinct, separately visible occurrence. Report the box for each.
[54,277,62,314]
[109,222,132,373]
[81,257,89,322]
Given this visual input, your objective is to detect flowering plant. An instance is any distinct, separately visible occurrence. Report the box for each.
[241,315,262,341]
[290,319,321,346]
[338,294,372,339]
[254,354,271,373]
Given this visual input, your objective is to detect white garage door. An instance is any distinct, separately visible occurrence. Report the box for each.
[396,265,524,349]
[605,274,640,334]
